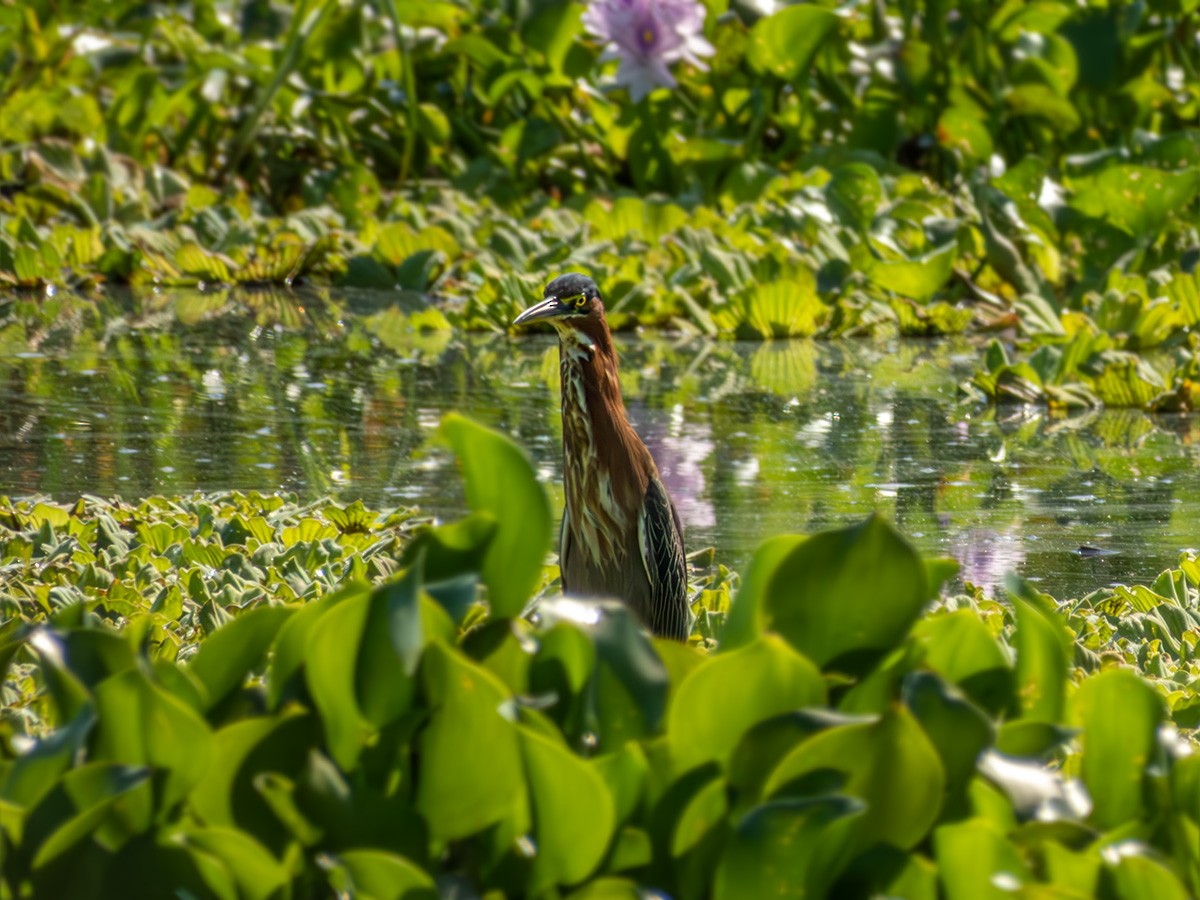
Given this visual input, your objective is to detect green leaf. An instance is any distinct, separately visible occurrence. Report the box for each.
[763,706,945,851]
[668,635,825,774]
[188,606,293,712]
[188,710,316,842]
[91,669,214,812]
[1074,668,1163,830]
[713,795,864,900]
[441,414,552,620]
[902,672,993,815]
[913,611,1014,715]
[720,535,805,650]
[305,593,376,769]
[934,817,1030,899]
[0,708,96,809]
[305,574,420,770]
[178,826,289,900]
[334,850,436,900]
[1070,165,1200,238]
[761,515,930,671]
[1009,579,1071,722]
[519,724,615,891]
[938,106,995,161]
[267,581,359,709]
[747,6,838,82]
[416,642,523,841]
[738,274,826,339]
[826,163,883,233]
[31,763,150,868]
[522,0,582,74]
[864,242,958,303]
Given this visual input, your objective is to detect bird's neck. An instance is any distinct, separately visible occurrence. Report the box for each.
[556,325,650,553]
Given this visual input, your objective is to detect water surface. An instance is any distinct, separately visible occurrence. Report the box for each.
[2,289,1198,600]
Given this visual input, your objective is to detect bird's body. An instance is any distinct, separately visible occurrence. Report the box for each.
[514,274,690,640]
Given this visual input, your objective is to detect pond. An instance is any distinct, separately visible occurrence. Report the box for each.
[2,288,1198,601]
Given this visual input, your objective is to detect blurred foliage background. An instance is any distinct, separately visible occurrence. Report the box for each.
[3,0,1200,408]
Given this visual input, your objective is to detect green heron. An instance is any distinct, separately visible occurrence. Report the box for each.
[513,273,690,640]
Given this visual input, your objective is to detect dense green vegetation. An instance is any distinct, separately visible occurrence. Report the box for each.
[4,0,1200,896]
[3,0,1200,406]
[2,417,1200,898]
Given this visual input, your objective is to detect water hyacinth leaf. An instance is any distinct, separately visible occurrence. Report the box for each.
[304,593,378,769]
[593,743,649,826]
[727,710,872,813]
[178,826,289,900]
[90,669,214,813]
[938,106,995,161]
[864,243,958,303]
[761,515,929,671]
[763,706,944,851]
[29,762,150,868]
[1074,668,1163,830]
[187,605,293,712]
[267,581,360,710]
[720,534,806,650]
[441,414,552,619]
[902,672,993,815]
[668,634,825,774]
[713,795,864,900]
[522,0,581,74]
[416,641,523,841]
[1070,165,1200,238]
[0,708,96,810]
[188,710,316,841]
[1104,849,1192,900]
[334,850,436,900]
[747,5,838,82]
[826,163,883,233]
[540,598,670,745]
[1009,579,1071,723]
[934,817,1030,899]
[738,276,826,339]
[356,569,424,724]
[519,725,615,891]
[913,610,1013,714]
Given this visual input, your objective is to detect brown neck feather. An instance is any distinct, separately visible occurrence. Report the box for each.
[556,312,654,514]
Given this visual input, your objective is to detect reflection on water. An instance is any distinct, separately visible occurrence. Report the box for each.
[2,289,1200,600]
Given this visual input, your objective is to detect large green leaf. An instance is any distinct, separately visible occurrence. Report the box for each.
[441,414,552,619]
[720,535,805,651]
[334,850,436,900]
[864,242,958,303]
[763,706,945,851]
[1070,165,1200,238]
[761,515,930,671]
[90,668,214,812]
[913,610,1013,715]
[305,573,421,770]
[713,795,864,899]
[519,724,615,892]
[668,635,825,774]
[1010,579,1071,723]
[747,6,838,82]
[188,606,293,713]
[1074,668,1163,830]
[415,641,523,841]
[934,817,1031,899]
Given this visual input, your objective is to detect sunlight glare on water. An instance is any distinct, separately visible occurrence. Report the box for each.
[2,290,1199,601]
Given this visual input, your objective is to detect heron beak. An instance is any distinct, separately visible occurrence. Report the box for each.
[513,296,564,327]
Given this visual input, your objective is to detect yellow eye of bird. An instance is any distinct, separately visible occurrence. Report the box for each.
[574,293,588,309]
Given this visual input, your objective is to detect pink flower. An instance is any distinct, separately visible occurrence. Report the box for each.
[582,0,715,101]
